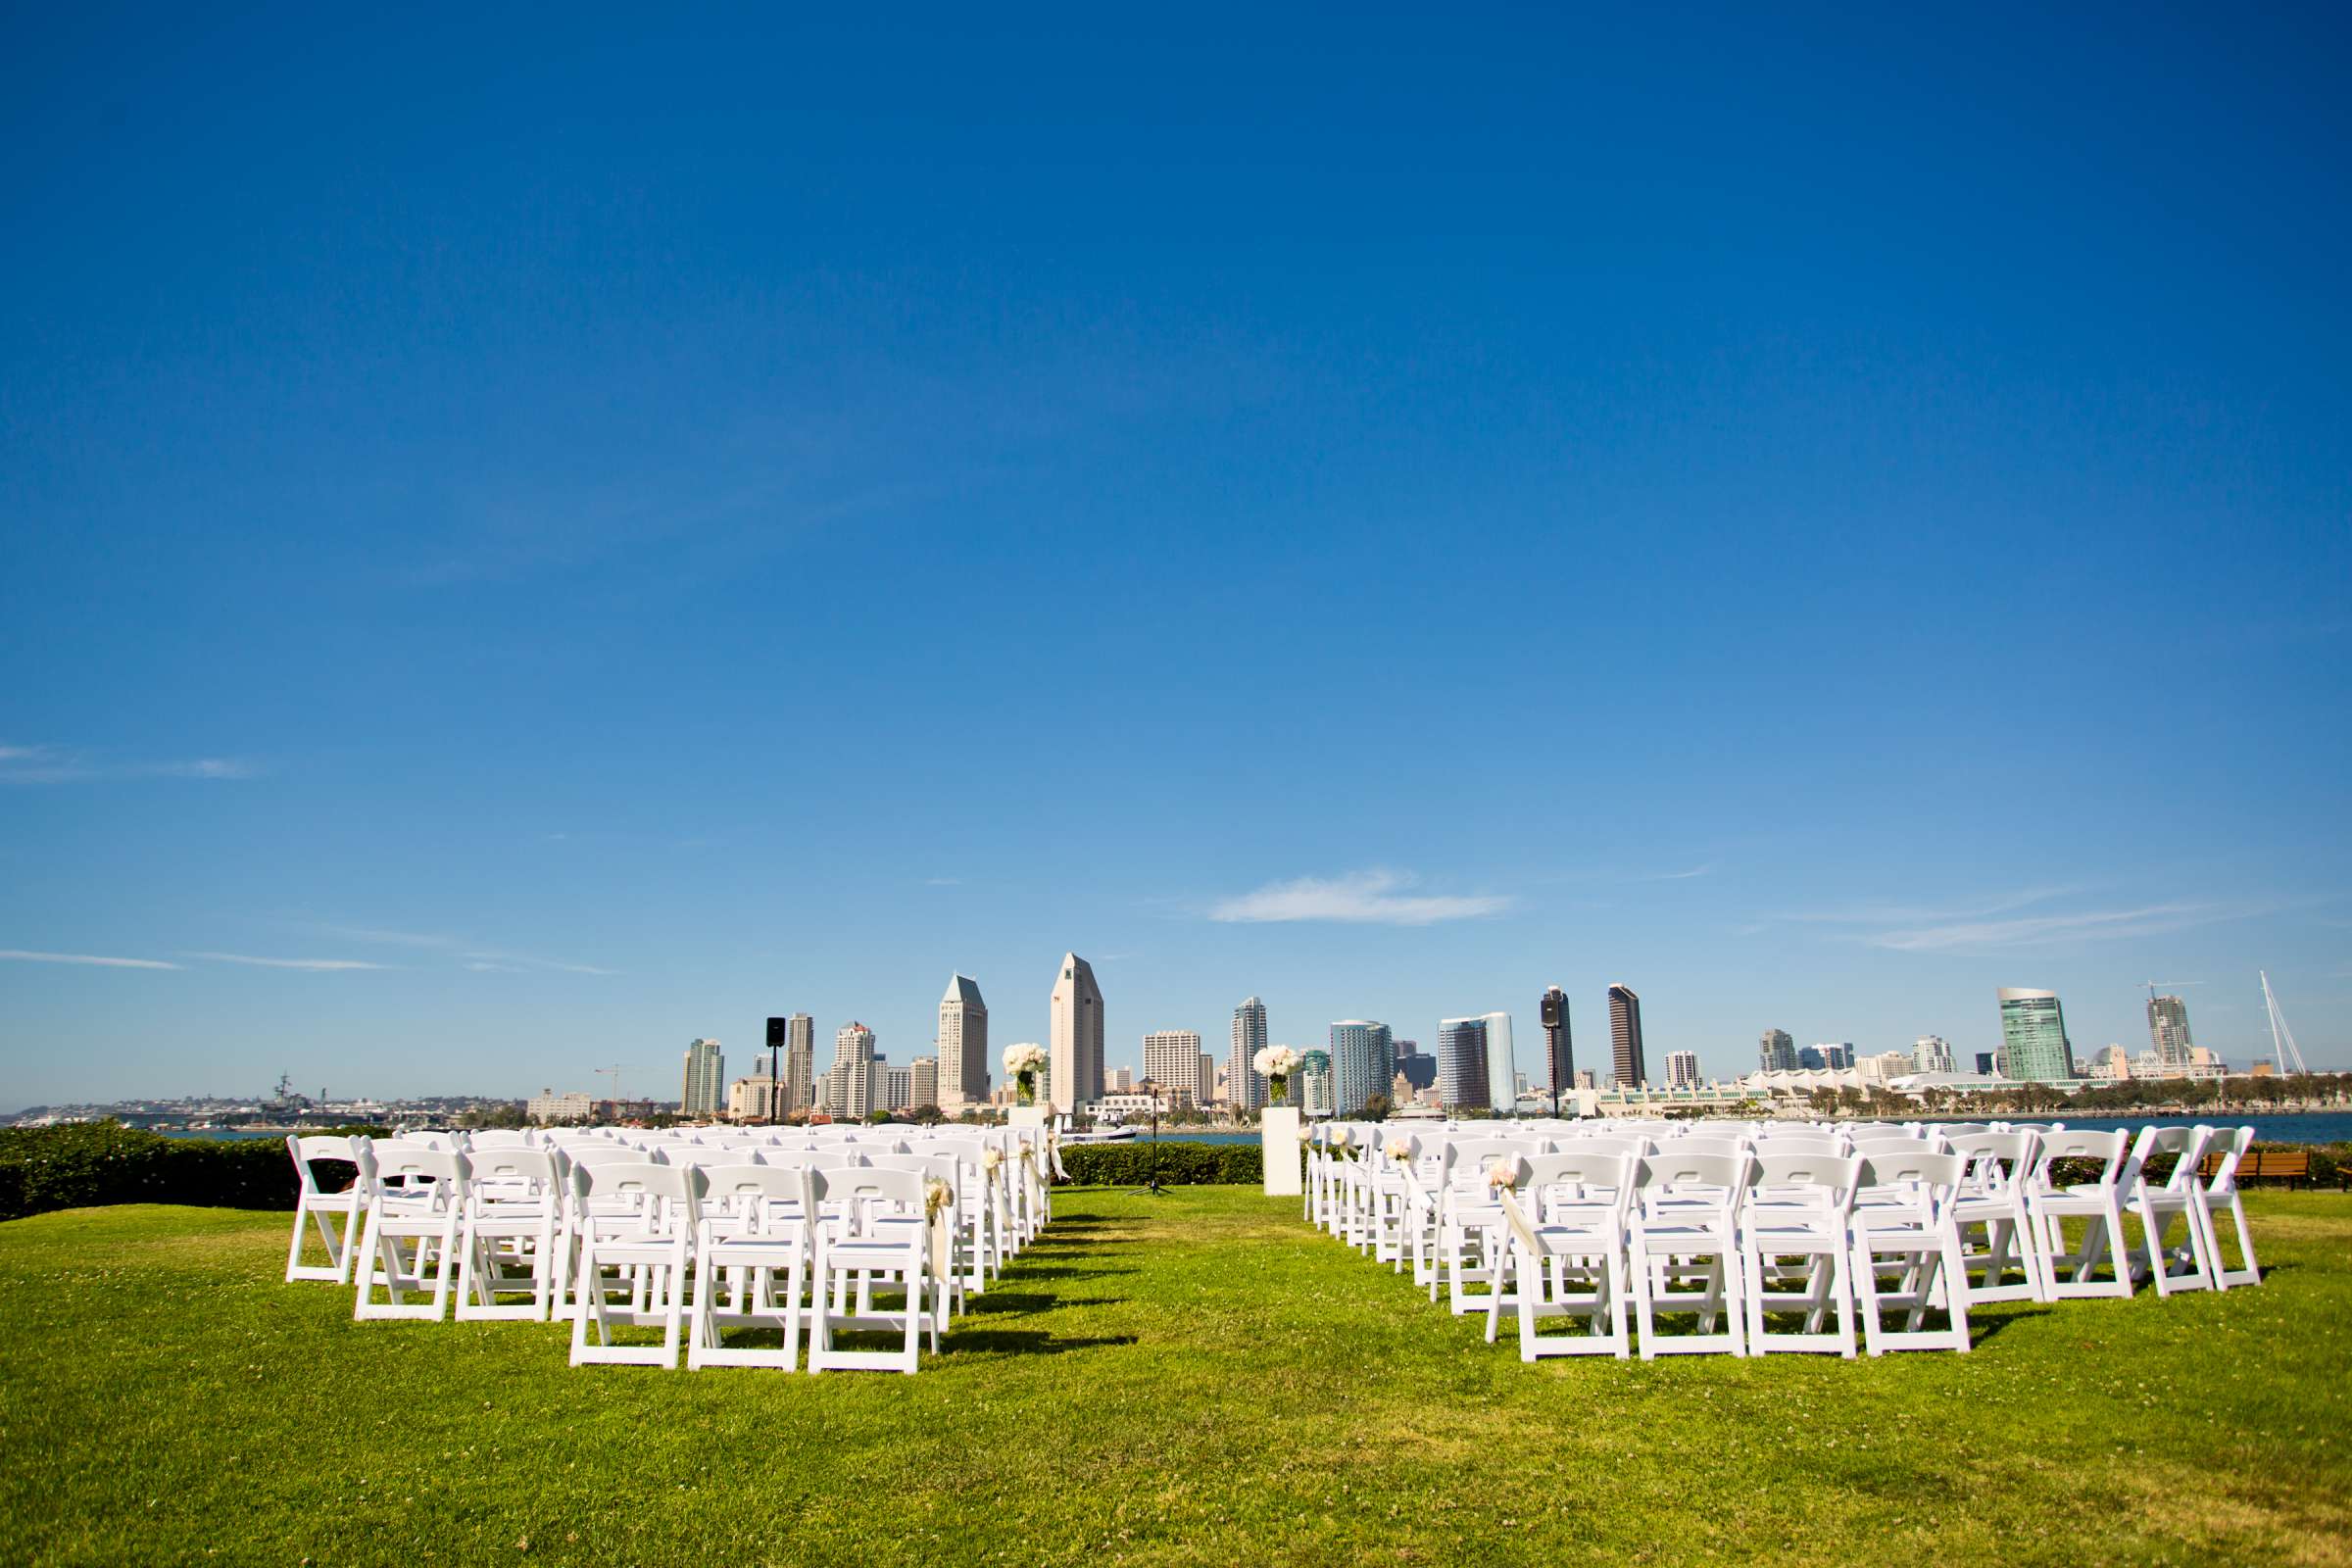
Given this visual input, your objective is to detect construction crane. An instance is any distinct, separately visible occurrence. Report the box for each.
[593,1064,633,1104]
[2142,979,2203,1003]
[2260,972,2310,1077]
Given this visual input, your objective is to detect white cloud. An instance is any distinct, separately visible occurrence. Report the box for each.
[0,949,182,970]
[1208,869,1511,926]
[315,923,615,975]
[185,952,390,971]
[1778,887,2264,956]
[0,744,261,783]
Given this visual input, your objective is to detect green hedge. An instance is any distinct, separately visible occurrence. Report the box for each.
[1058,1140,1274,1187]
[0,1122,386,1222]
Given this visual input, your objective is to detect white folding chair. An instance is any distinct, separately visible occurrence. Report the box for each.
[2026,1128,2135,1299]
[806,1166,936,1374]
[283,1135,365,1284]
[456,1146,562,1321]
[1741,1152,1862,1357]
[689,1164,816,1371]
[2131,1126,2217,1297]
[1945,1129,2049,1303]
[352,1145,470,1322]
[2193,1126,2261,1289]
[1628,1151,1753,1357]
[570,1162,701,1369]
[1851,1150,1971,1354]
[1491,1151,1636,1360]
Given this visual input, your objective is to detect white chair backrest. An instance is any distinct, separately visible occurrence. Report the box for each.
[1857,1150,1965,1193]
[466,1146,559,1192]
[2200,1126,2254,1192]
[1519,1150,1635,1194]
[2034,1127,2129,1186]
[1637,1151,1754,1192]
[2132,1125,2206,1194]
[697,1163,813,1226]
[571,1160,703,1211]
[810,1166,925,1207]
[286,1136,357,1196]
[566,1144,668,1169]
[1752,1151,1864,1193]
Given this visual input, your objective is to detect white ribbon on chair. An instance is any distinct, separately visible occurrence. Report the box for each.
[924,1177,955,1283]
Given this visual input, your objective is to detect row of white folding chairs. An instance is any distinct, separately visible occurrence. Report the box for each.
[1303,1122,2262,1360]
[343,1150,950,1372]
[288,1127,1053,1289]
[290,1137,1053,1372]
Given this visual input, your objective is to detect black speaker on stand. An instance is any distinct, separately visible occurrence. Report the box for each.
[765,1015,787,1125]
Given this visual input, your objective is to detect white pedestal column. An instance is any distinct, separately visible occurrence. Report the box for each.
[1007,1105,1050,1129]
[1261,1106,1302,1197]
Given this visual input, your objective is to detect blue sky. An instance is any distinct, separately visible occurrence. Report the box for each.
[3,4,2347,1107]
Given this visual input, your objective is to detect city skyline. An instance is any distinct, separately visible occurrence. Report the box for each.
[1,955,2334,1110]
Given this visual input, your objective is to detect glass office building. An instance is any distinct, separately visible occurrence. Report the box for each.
[1997,988,2076,1081]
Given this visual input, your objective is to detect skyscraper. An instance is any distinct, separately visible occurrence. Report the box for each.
[1608,984,1646,1088]
[910,1055,939,1108]
[834,1022,880,1118]
[1437,1017,1490,1109]
[1997,989,2075,1081]
[1049,954,1104,1113]
[1144,1029,1204,1107]
[1329,1021,1395,1115]
[1199,1051,1216,1108]
[680,1038,724,1116]
[1230,997,1268,1112]
[1664,1050,1699,1089]
[1812,1043,1854,1070]
[2147,994,2195,1068]
[937,974,989,1107]
[784,1013,815,1115]
[1298,1048,1334,1115]
[1913,1035,1954,1073]
[1480,1011,1516,1110]
[1758,1028,1797,1072]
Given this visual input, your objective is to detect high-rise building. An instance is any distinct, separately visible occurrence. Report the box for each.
[2147,994,2195,1068]
[1976,1051,1998,1077]
[1758,1028,1797,1072]
[1107,1066,1134,1093]
[937,975,989,1107]
[1396,1038,1420,1057]
[1144,1030,1204,1108]
[1049,954,1104,1113]
[1664,1050,1700,1089]
[680,1038,725,1117]
[1396,1054,1438,1093]
[725,1072,773,1120]
[1437,1017,1491,1109]
[1997,989,2076,1081]
[1480,1011,1516,1110]
[1608,984,1646,1088]
[834,1022,881,1118]
[1329,1021,1395,1115]
[1573,1068,1596,1090]
[1814,1043,1855,1070]
[910,1055,939,1108]
[784,1013,816,1115]
[1913,1035,1954,1073]
[1229,997,1268,1112]
[884,1065,913,1112]
[1199,1052,1216,1107]
[1297,1048,1334,1115]
[1541,987,1573,1101]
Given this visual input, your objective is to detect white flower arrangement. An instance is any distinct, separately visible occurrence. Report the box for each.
[1002,1043,1049,1104]
[1386,1139,1413,1163]
[981,1147,1004,1173]
[1485,1158,1520,1193]
[1252,1045,1303,1105]
[924,1177,955,1219]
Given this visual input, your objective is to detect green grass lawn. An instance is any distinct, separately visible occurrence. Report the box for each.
[3,1190,2347,1567]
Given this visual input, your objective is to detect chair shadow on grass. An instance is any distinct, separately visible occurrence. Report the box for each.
[945,1326,1139,1356]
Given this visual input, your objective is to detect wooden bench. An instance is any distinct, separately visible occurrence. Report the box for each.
[2201,1149,2312,1190]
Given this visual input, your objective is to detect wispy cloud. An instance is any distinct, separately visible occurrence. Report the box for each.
[316,924,615,975]
[0,949,182,970]
[0,744,261,784]
[184,952,391,971]
[1641,863,1716,882]
[1778,887,2267,956]
[1208,869,1511,927]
